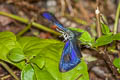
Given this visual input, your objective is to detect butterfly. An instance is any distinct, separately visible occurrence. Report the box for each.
[42,12,82,72]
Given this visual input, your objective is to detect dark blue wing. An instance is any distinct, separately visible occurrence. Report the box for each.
[59,39,82,72]
[42,12,67,31]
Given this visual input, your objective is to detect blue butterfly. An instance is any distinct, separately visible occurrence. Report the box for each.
[42,12,82,72]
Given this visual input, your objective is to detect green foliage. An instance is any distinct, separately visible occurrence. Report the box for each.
[93,33,113,47]
[69,28,94,46]
[93,31,120,47]
[8,48,25,62]
[33,58,89,80]
[101,23,110,34]
[113,33,120,40]
[0,32,25,69]
[18,37,62,61]
[61,59,89,80]
[113,58,120,68]
[30,56,45,69]
[0,31,89,80]
[21,64,36,80]
[33,64,55,80]
[69,27,113,47]
[93,23,113,47]
[113,58,120,73]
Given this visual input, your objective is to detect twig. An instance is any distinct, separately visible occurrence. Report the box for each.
[0,11,60,36]
[0,60,19,80]
[1,74,11,80]
[66,0,74,16]
[65,13,95,27]
[60,0,66,16]
[77,1,90,22]
[95,6,101,37]
[99,47,120,79]
[64,13,87,25]
[113,1,120,34]
[17,19,33,37]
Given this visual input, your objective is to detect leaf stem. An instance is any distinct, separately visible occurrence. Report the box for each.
[0,60,19,80]
[113,2,120,34]
[17,20,32,37]
[0,11,60,36]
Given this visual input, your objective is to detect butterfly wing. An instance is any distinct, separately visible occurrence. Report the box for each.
[42,12,67,31]
[59,39,82,72]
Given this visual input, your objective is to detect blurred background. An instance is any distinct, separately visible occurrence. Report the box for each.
[0,0,119,80]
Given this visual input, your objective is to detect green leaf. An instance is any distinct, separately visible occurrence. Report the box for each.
[36,43,89,80]
[113,58,120,68]
[69,28,94,46]
[8,48,25,62]
[21,37,89,80]
[45,57,61,80]
[80,32,94,46]
[46,58,89,80]
[33,58,89,80]
[17,37,89,80]
[0,31,25,69]
[21,64,35,80]
[113,33,120,40]
[33,64,55,80]
[94,33,113,47]
[18,37,62,60]
[30,56,45,69]
[101,23,110,34]
[62,59,89,80]
[33,44,62,80]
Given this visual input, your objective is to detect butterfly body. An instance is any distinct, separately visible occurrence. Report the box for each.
[42,12,82,72]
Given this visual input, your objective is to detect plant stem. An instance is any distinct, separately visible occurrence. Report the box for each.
[65,13,95,27]
[113,1,120,34]
[0,11,60,36]
[0,60,19,80]
[60,0,65,16]
[17,20,32,37]
[1,74,11,80]
[95,6,101,37]
[66,0,74,16]
[65,13,97,37]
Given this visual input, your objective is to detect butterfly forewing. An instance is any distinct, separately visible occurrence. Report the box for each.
[42,12,67,31]
[59,40,81,72]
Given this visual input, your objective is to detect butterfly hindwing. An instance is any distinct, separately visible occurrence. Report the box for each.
[42,12,67,31]
[59,40,82,72]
